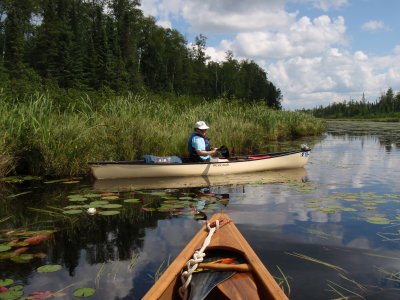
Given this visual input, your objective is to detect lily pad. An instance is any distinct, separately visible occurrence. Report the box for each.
[101,204,122,209]
[73,287,96,297]
[99,211,120,216]
[124,198,141,203]
[366,216,390,225]
[37,264,62,273]
[0,244,11,252]
[101,196,119,200]
[0,285,24,299]
[83,193,101,198]
[63,210,83,215]
[0,279,13,287]
[68,197,88,202]
[11,254,34,263]
[89,200,109,207]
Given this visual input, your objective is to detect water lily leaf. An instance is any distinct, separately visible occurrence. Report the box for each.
[63,210,83,215]
[124,198,141,203]
[342,207,357,212]
[89,201,109,207]
[101,204,122,209]
[149,192,170,196]
[64,205,85,210]
[68,197,87,202]
[101,196,119,200]
[73,287,96,298]
[83,193,101,198]
[99,210,120,216]
[37,264,62,273]
[22,176,41,181]
[305,204,320,209]
[0,279,13,287]
[0,244,11,252]
[0,285,24,299]
[11,254,34,263]
[366,216,390,225]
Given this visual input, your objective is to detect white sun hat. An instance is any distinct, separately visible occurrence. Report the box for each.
[195,121,209,130]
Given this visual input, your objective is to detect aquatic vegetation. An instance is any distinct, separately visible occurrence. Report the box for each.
[0,284,24,299]
[366,216,391,225]
[124,198,141,203]
[148,256,171,283]
[274,266,291,297]
[37,264,62,273]
[99,211,120,216]
[326,280,365,299]
[286,252,347,273]
[129,252,140,270]
[376,267,400,284]
[73,287,96,298]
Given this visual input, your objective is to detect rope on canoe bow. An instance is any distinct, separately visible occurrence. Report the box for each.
[179,219,226,299]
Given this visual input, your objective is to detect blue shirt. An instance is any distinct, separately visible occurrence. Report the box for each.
[188,133,211,161]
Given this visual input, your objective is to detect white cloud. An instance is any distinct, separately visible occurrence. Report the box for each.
[140,0,400,110]
[361,20,388,32]
[394,45,400,55]
[354,51,368,61]
[312,0,348,11]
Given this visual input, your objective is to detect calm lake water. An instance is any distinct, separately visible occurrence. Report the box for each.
[1,121,400,299]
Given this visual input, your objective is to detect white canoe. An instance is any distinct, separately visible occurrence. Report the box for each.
[89,148,310,180]
[93,168,308,191]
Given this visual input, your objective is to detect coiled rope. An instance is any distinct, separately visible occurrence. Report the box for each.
[178,220,221,300]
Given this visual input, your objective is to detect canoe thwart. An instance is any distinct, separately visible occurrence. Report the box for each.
[197,262,251,272]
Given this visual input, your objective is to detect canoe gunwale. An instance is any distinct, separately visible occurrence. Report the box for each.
[89,149,307,166]
[142,213,289,300]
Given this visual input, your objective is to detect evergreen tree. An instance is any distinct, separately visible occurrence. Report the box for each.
[3,0,35,79]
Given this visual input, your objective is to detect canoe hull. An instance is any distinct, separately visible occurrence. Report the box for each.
[90,149,310,180]
[142,213,288,299]
[92,168,308,191]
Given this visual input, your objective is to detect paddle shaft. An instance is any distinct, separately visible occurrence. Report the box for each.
[197,262,251,272]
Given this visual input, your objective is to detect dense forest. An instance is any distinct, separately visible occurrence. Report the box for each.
[307,88,400,120]
[0,0,282,108]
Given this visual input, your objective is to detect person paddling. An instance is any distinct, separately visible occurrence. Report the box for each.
[187,121,218,162]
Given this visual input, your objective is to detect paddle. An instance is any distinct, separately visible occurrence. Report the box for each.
[188,249,245,300]
[217,145,230,158]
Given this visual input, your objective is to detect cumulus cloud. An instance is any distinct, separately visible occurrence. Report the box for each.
[140,0,400,109]
[361,20,388,32]
[311,0,348,11]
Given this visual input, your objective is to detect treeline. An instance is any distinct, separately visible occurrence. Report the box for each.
[0,0,282,108]
[307,88,400,119]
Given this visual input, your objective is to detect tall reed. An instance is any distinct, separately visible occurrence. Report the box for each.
[0,92,325,177]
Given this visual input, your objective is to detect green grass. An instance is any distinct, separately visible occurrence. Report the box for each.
[0,91,325,177]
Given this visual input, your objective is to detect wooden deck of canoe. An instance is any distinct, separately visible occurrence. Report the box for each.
[143,213,288,300]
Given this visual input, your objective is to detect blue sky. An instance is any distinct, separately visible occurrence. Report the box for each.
[140,0,400,109]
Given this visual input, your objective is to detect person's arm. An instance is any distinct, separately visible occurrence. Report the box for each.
[193,136,218,156]
[195,148,218,156]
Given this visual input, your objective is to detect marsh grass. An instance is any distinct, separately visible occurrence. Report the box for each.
[0,92,325,177]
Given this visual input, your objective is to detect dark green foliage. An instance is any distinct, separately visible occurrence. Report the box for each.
[0,0,282,108]
[309,88,400,119]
